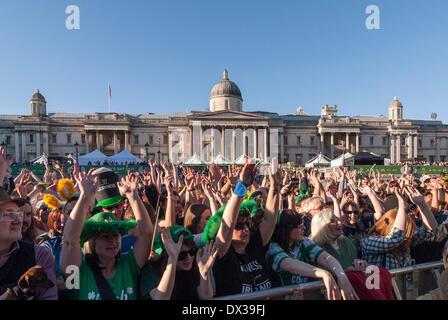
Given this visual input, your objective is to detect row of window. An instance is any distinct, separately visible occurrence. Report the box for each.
[289,135,432,148]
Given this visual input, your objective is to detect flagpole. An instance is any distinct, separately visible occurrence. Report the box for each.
[108,83,111,113]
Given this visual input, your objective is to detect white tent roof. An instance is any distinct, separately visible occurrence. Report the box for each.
[184,153,205,165]
[305,153,331,168]
[77,149,109,165]
[31,154,48,164]
[212,154,231,165]
[234,154,248,165]
[330,152,354,167]
[108,150,143,164]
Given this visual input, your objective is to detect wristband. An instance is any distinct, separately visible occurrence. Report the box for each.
[234,179,247,198]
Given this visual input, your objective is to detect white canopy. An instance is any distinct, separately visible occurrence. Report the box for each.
[184,153,206,166]
[31,154,48,164]
[77,149,109,166]
[212,154,231,165]
[234,154,248,165]
[108,150,143,165]
[330,152,354,167]
[305,153,331,168]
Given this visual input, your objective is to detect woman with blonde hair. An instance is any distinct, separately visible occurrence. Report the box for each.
[311,208,394,300]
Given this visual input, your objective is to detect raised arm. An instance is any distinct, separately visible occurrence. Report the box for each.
[359,185,385,221]
[259,159,280,246]
[117,173,154,268]
[149,229,182,300]
[215,161,255,259]
[61,170,98,276]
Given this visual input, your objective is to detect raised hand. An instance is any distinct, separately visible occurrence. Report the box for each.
[196,240,218,279]
[140,171,153,187]
[404,185,425,205]
[239,158,256,186]
[117,173,139,196]
[0,146,13,181]
[164,174,174,195]
[73,169,99,195]
[161,228,183,260]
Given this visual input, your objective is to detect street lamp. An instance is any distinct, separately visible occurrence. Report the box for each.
[157,137,161,164]
[74,141,79,162]
[144,142,149,163]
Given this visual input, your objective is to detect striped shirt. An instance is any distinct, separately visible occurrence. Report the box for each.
[266,238,324,286]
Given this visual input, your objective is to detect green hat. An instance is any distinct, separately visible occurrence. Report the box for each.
[93,195,126,209]
[79,211,137,246]
[239,199,260,217]
[296,194,309,204]
[152,225,194,255]
[202,214,223,246]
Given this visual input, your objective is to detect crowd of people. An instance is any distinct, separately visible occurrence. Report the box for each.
[1,145,448,300]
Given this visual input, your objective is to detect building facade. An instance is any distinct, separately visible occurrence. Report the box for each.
[1,70,447,165]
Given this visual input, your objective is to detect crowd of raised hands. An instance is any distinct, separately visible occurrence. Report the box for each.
[2,143,448,301]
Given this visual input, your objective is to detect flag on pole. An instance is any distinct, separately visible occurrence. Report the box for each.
[108,83,111,112]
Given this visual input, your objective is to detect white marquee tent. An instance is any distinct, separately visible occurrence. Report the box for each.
[330,152,354,167]
[234,154,248,165]
[31,154,48,165]
[305,153,331,168]
[77,149,109,166]
[212,154,232,165]
[108,150,143,165]
[184,153,206,166]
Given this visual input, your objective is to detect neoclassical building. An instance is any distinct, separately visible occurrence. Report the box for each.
[1,70,447,165]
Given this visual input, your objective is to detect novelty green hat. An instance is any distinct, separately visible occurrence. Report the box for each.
[93,195,126,209]
[239,199,260,217]
[152,225,194,255]
[202,214,223,246]
[79,211,137,246]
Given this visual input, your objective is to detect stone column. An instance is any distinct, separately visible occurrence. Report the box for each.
[413,135,418,159]
[345,133,350,153]
[210,128,215,161]
[14,131,20,162]
[232,128,236,161]
[407,134,413,160]
[199,127,203,160]
[124,131,129,152]
[396,134,401,163]
[320,133,325,155]
[43,132,49,157]
[21,132,26,162]
[36,131,41,157]
[390,135,395,164]
[85,131,89,154]
[96,131,101,151]
[113,131,118,154]
[243,128,247,156]
[356,133,359,153]
[280,130,285,164]
[330,132,335,159]
[436,137,441,162]
[221,127,225,157]
[263,128,268,162]
[253,128,258,159]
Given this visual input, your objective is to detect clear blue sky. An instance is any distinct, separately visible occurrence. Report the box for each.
[0,0,447,121]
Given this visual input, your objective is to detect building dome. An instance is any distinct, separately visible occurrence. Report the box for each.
[389,96,402,108]
[210,70,242,99]
[30,90,46,103]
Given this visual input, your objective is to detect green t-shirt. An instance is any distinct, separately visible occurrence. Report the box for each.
[71,250,141,300]
[321,236,357,270]
[266,238,324,286]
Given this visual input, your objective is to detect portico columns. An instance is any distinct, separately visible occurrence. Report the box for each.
[36,131,41,157]
[14,131,20,162]
[330,133,334,159]
[114,131,118,154]
[253,128,258,158]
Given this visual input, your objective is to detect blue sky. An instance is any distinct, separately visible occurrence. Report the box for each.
[0,0,447,121]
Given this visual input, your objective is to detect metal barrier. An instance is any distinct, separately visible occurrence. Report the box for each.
[213,260,444,300]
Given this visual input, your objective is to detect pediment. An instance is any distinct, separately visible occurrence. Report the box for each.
[188,110,269,120]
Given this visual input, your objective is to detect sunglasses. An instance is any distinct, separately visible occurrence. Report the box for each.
[344,210,360,215]
[235,220,252,230]
[178,247,197,261]
[0,211,24,222]
[104,202,124,211]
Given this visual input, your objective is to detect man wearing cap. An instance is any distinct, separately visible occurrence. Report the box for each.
[0,147,57,300]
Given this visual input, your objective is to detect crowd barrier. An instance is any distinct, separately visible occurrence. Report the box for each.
[213,260,444,300]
